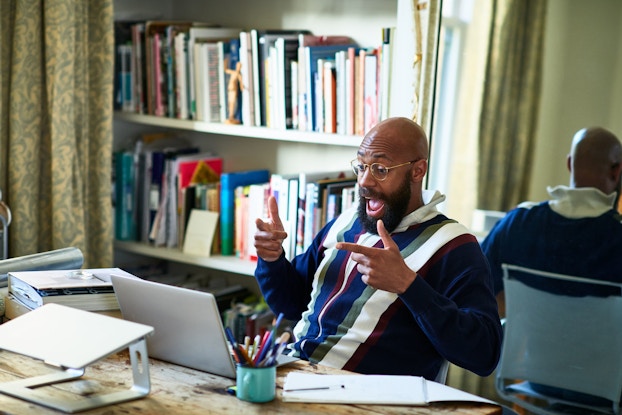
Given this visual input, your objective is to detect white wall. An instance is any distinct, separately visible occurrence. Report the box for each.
[529,0,622,200]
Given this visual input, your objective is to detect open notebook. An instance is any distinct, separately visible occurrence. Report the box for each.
[111,275,296,379]
[282,372,499,406]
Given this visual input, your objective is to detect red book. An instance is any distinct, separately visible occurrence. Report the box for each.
[176,154,223,190]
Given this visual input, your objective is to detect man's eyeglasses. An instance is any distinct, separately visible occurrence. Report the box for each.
[350,159,419,181]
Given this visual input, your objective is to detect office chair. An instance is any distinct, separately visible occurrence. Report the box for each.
[435,359,449,384]
[495,264,622,415]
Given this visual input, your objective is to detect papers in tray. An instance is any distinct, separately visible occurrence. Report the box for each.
[282,372,499,406]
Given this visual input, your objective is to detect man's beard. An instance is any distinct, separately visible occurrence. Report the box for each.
[357,177,411,234]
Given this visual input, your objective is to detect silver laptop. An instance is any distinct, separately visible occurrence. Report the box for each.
[111,275,296,379]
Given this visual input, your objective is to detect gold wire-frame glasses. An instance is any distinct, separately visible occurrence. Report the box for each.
[350,159,419,181]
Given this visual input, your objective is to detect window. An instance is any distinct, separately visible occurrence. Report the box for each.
[429,0,491,227]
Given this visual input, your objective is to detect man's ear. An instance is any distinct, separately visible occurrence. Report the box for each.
[610,162,622,183]
[412,159,427,181]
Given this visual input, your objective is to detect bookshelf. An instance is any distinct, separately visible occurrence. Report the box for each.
[114,240,256,276]
[114,112,362,147]
[112,0,403,285]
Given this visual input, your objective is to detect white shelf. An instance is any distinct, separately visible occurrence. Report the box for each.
[113,241,257,276]
[114,112,362,148]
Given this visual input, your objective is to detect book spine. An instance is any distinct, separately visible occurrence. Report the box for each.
[297,43,307,131]
[250,29,262,126]
[355,49,365,135]
[220,174,235,255]
[165,26,176,118]
[154,32,165,116]
[314,58,324,132]
[115,151,136,241]
[335,50,347,135]
[346,47,356,135]
[286,178,299,260]
[217,41,229,122]
[364,50,378,133]
[119,43,134,112]
[238,32,254,126]
[206,43,222,123]
[291,60,298,130]
[131,23,146,114]
[323,60,336,134]
[174,31,188,119]
[194,43,206,121]
[303,182,318,251]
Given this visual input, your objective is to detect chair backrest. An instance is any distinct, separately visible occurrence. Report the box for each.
[497,263,622,406]
[434,359,449,384]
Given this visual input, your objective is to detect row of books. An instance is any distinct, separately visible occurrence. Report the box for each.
[225,169,358,261]
[268,171,357,260]
[113,136,223,251]
[114,20,395,135]
[113,137,358,260]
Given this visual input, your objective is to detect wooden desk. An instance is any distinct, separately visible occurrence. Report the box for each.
[0,350,501,415]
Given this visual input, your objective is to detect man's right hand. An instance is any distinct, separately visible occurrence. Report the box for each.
[254,196,288,262]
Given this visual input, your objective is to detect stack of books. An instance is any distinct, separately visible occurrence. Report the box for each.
[4,268,138,320]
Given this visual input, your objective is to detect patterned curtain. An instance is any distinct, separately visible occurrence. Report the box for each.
[414,0,441,136]
[0,0,114,267]
[477,0,547,211]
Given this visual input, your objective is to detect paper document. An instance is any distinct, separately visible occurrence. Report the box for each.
[282,372,498,406]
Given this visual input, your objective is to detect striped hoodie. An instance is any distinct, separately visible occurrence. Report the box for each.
[255,190,502,380]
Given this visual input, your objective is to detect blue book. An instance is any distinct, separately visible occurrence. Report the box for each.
[114,151,136,241]
[220,169,270,255]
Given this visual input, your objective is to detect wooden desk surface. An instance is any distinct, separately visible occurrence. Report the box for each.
[0,350,501,415]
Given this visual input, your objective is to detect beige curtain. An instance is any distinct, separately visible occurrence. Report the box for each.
[446,0,547,403]
[413,0,441,134]
[0,0,114,267]
[477,0,547,211]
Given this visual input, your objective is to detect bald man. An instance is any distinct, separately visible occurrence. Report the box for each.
[254,117,502,381]
[482,126,622,315]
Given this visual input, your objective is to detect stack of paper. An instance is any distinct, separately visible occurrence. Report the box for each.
[6,268,137,315]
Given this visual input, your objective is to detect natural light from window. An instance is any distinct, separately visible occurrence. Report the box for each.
[428,0,491,230]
